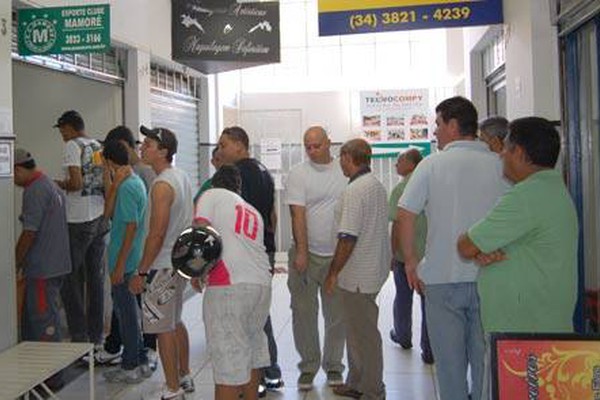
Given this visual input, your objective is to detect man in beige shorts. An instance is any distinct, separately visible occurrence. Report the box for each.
[129,126,193,400]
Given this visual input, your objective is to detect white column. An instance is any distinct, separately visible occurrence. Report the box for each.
[124,49,151,138]
[504,0,561,119]
[0,2,17,351]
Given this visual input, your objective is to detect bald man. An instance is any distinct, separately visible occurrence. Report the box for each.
[325,139,389,400]
[284,126,347,390]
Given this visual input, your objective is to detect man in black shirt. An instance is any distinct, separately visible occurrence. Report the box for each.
[217,126,282,394]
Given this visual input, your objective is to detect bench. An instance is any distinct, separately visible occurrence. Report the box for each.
[0,341,94,399]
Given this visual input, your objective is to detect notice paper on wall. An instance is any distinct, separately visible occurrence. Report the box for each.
[260,138,282,170]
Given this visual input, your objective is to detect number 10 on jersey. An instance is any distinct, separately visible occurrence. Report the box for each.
[235,204,259,240]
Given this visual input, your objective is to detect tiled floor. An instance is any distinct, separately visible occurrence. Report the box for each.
[58,272,438,399]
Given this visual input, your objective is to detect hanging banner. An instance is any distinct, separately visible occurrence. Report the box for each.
[318,0,503,36]
[18,5,110,55]
[172,0,280,74]
[360,89,430,143]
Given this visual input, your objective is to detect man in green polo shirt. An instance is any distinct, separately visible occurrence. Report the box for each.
[457,117,577,334]
[388,149,433,364]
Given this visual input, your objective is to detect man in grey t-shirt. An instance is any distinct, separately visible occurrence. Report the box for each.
[14,148,71,343]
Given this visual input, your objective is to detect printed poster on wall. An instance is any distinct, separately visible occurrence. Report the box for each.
[492,334,600,400]
[360,89,429,142]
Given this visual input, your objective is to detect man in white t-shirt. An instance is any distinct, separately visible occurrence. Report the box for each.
[325,139,390,400]
[193,165,272,400]
[54,110,106,349]
[285,126,347,390]
[128,126,194,400]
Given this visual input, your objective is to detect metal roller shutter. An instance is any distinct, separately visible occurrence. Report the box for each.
[150,90,200,192]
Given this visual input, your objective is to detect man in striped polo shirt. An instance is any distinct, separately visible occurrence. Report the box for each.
[325,138,390,400]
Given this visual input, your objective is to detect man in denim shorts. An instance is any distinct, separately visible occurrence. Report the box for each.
[129,126,193,400]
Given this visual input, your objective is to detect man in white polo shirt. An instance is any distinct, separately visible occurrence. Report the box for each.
[285,126,347,390]
[397,96,507,400]
[325,138,389,400]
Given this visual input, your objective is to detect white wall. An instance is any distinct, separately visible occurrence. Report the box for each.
[240,87,455,144]
[462,0,561,120]
[12,62,123,178]
[241,91,351,143]
[0,0,17,351]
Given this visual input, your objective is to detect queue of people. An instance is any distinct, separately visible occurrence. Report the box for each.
[13,95,578,400]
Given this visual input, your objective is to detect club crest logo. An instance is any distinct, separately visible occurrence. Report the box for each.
[22,16,57,54]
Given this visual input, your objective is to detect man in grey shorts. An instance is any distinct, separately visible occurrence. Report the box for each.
[193,165,272,400]
[129,126,193,400]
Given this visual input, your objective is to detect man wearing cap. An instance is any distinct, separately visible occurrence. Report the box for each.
[100,125,158,369]
[54,110,107,349]
[14,148,71,343]
[101,140,150,384]
[129,126,194,400]
[104,125,156,191]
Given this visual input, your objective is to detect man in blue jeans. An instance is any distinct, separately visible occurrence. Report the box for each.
[101,140,150,383]
[388,149,433,364]
[398,97,507,400]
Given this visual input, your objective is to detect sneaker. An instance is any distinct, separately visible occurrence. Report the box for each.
[390,330,412,350]
[140,363,154,379]
[333,384,363,399]
[326,371,344,387]
[421,351,435,365]
[146,348,158,371]
[108,355,122,366]
[264,376,284,390]
[258,383,267,398]
[297,372,315,391]
[83,345,122,365]
[103,366,143,384]
[160,387,185,400]
[180,374,195,393]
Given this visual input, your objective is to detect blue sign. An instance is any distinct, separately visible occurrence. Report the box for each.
[318,0,503,36]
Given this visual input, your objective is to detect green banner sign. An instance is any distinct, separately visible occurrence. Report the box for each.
[371,140,432,159]
[18,4,110,56]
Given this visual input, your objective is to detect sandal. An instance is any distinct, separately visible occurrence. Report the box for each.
[333,384,363,399]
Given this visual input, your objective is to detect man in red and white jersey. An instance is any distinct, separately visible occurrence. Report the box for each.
[193,164,272,400]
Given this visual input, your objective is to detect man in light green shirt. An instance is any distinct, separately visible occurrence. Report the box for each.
[389,149,433,364]
[458,117,577,334]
